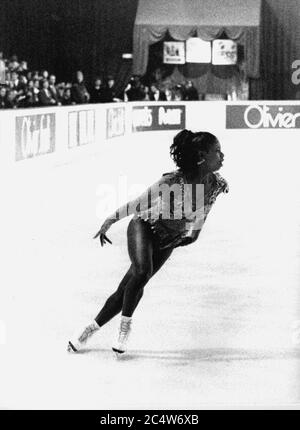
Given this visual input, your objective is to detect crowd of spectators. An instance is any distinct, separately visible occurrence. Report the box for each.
[124,75,200,102]
[0,52,202,110]
[0,53,124,109]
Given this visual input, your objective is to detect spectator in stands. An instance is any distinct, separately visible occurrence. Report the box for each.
[0,52,6,85]
[174,84,184,101]
[56,82,65,103]
[19,74,28,87]
[0,86,8,108]
[33,79,41,104]
[99,76,119,102]
[18,61,28,74]
[32,71,40,81]
[165,87,174,101]
[41,70,49,80]
[26,71,33,81]
[71,70,90,104]
[22,80,39,108]
[62,87,72,105]
[8,55,19,72]
[90,77,106,103]
[10,71,25,95]
[5,89,18,108]
[149,84,166,101]
[38,79,57,106]
[141,85,150,101]
[184,80,199,101]
[49,74,61,105]
[124,75,144,101]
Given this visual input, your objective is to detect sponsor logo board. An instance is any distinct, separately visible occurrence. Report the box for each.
[15,113,55,161]
[132,105,186,132]
[68,110,95,148]
[227,104,300,129]
[106,107,126,138]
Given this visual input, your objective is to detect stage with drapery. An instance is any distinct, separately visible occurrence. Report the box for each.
[133,0,262,98]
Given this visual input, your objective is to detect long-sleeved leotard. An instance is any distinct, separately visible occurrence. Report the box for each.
[104,169,229,250]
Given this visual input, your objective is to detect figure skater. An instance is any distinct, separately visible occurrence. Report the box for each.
[68,129,228,355]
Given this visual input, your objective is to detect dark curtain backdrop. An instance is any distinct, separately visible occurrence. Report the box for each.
[251,0,300,99]
[0,0,138,93]
[144,33,252,97]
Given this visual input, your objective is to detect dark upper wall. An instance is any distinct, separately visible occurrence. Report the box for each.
[260,0,300,99]
[0,0,139,82]
[0,0,299,98]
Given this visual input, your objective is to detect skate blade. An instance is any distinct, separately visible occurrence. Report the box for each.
[112,347,125,358]
[67,341,78,353]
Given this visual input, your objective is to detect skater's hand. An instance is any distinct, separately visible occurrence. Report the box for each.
[93,218,114,246]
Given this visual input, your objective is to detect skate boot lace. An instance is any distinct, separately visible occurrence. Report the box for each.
[78,324,97,343]
[119,320,131,343]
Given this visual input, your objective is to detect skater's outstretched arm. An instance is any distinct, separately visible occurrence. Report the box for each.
[94,177,165,246]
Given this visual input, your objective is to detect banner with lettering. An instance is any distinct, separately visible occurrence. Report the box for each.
[132,105,186,132]
[106,107,126,139]
[163,42,185,65]
[15,113,55,161]
[212,40,237,65]
[68,110,95,148]
[226,104,300,129]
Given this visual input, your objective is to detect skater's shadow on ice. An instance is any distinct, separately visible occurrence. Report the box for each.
[125,348,300,364]
[75,347,300,364]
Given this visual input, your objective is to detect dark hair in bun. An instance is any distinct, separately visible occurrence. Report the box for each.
[170,129,218,174]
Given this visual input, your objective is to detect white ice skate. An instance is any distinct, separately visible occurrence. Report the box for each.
[67,321,99,353]
[112,318,132,356]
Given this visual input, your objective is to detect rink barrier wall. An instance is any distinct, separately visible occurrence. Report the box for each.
[1,101,300,169]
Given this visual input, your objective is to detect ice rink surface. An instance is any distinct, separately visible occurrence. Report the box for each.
[1,128,300,409]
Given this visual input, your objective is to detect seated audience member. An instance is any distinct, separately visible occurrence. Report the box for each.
[0,52,6,84]
[19,74,28,87]
[0,86,8,108]
[38,79,57,106]
[41,70,49,80]
[90,77,106,103]
[105,76,122,102]
[32,71,40,81]
[26,71,33,81]
[8,55,19,72]
[184,80,199,101]
[49,74,61,105]
[124,75,144,101]
[142,85,150,101]
[62,87,72,105]
[18,61,28,74]
[149,84,166,101]
[56,82,66,103]
[5,89,19,108]
[174,84,184,101]
[10,71,25,95]
[71,70,90,104]
[164,88,174,101]
[32,79,41,104]
[22,80,39,108]
[22,80,34,107]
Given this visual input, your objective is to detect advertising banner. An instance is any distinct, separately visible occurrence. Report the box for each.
[212,39,237,65]
[186,37,211,63]
[226,104,300,129]
[15,113,55,161]
[132,105,186,132]
[106,106,126,138]
[163,41,185,64]
[68,109,95,148]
